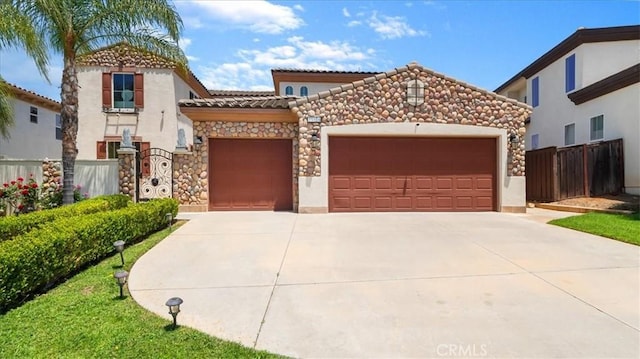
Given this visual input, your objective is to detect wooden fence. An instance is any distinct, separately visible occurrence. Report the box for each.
[525,139,624,202]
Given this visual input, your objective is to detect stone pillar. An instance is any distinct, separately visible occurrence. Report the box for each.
[173,147,207,212]
[41,160,62,192]
[117,148,137,201]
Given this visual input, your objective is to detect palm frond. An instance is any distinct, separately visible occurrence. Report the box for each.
[0,78,15,139]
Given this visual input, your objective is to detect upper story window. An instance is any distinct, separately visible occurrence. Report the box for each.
[285,86,293,96]
[30,106,38,123]
[55,114,62,140]
[300,86,308,96]
[189,91,198,99]
[565,54,576,93]
[590,115,604,141]
[113,73,134,108]
[102,72,144,110]
[531,77,540,107]
[564,123,575,146]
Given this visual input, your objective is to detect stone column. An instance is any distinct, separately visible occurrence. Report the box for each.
[117,148,137,201]
[173,147,207,212]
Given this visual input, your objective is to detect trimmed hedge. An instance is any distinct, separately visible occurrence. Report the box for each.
[0,198,178,312]
[0,194,131,241]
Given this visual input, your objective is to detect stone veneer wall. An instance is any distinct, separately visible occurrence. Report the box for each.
[117,150,136,200]
[173,121,298,209]
[41,160,62,192]
[290,65,532,177]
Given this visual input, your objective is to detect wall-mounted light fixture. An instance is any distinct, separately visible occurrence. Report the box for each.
[310,132,319,141]
[193,136,203,149]
[509,133,520,148]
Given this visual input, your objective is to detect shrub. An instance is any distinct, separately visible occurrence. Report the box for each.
[0,198,178,312]
[40,183,89,209]
[0,194,131,242]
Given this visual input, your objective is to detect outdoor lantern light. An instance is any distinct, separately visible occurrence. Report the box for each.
[165,213,173,229]
[113,240,125,265]
[509,133,520,148]
[114,270,129,299]
[166,297,183,328]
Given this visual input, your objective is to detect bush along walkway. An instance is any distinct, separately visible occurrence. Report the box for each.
[0,223,281,359]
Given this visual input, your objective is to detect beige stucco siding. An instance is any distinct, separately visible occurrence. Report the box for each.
[0,99,60,159]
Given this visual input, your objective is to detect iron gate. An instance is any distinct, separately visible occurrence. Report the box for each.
[137,147,173,201]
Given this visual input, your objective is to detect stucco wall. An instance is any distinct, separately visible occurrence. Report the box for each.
[280,82,361,97]
[77,67,196,159]
[580,40,640,87]
[0,98,60,159]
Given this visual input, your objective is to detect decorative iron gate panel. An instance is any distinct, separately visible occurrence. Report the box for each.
[137,148,173,201]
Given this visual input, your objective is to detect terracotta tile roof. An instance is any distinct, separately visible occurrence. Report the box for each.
[179,96,298,109]
[3,81,61,112]
[271,68,379,75]
[208,90,275,97]
[289,62,531,110]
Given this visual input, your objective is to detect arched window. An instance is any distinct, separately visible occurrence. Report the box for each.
[300,86,308,96]
[285,86,293,95]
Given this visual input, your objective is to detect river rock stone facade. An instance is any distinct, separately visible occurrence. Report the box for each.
[41,160,62,192]
[290,63,531,177]
[117,149,136,199]
[173,121,298,210]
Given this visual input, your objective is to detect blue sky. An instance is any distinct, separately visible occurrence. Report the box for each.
[0,0,638,100]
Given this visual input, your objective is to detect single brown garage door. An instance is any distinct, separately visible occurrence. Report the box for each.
[329,136,496,212]
[209,139,293,211]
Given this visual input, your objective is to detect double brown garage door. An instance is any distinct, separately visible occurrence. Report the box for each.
[209,139,293,211]
[329,137,496,212]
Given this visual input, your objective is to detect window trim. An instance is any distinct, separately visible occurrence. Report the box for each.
[565,54,576,93]
[531,133,539,150]
[564,123,575,146]
[285,86,293,96]
[55,114,62,140]
[30,106,38,124]
[531,77,540,107]
[589,115,604,142]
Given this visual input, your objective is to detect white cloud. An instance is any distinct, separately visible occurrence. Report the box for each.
[293,4,304,11]
[178,38,200,62]
[368,12,428,39]
[347,20,362,27]
[197,37,378,90]
[186,0,303,34]
[181,15,204,29]
[342,7,351,17]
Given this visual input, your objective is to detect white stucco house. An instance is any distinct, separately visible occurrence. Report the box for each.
[496,25,640,195]
[0,83,62,159]
[75,43,210,159]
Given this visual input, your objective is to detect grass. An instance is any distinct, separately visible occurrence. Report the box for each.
[550,211,640,246]
[0,222,282,359]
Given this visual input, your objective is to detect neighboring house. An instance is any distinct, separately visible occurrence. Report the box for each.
[496,25,640,195]
[75,43,210,160]
[0,83,61,159]
[177,62,531,213]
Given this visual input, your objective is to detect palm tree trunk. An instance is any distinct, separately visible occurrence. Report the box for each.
[61,53,79,205]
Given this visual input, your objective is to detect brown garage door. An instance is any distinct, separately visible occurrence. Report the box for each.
[329,137,496,212]
[209,139,293,211]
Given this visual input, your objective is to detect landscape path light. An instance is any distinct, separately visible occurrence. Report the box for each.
[114,270,129,299]
[166,297,183,328]
[113,240,125,265]
[166,213,173,230]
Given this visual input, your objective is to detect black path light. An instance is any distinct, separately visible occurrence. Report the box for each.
[165,297,183,328]
[165,213,173,230]
[113,240,125,266]
[114,270,129,298]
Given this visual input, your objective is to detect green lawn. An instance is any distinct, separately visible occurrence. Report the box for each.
[0,223,282,359]
[550,212,640,246]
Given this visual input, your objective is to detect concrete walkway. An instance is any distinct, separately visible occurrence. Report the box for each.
[130,210,639,358]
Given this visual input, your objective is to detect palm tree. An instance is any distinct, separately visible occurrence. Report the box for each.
[0,1,48,139]
[9,0,186,204]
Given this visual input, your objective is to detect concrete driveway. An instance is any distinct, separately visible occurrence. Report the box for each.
[129,210,639,358]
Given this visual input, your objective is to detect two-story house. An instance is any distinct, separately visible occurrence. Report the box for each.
[496,25,640,195]
[0,83,62,159]
[75,43,210,160]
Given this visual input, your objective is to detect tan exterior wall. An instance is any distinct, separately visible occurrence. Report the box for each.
[76,67,197,159]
